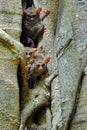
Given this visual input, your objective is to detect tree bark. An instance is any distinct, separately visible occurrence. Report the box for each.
[0,1,28,130]
[54,0,87,130]
[33,1,59,130]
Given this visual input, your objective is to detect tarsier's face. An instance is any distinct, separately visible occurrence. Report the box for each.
[33,56,50,74]
[35,61,47,74]
[25,47,37,64]
[26,50,33,59]
[34,57,50,75]
[24,7,40,22]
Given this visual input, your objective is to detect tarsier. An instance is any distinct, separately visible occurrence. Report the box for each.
[24,47,37,71]
[25,47,50,88]
[25,46,49,72]
[30,55,50,77]
[29,56,50,88]
[21,7,50,47]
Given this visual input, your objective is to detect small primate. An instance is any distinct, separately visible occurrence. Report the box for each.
[24,46,44,68]
[24,47,38,89]
[25,46,41,88]
[21,7,50,47]
[24,47,50,88]
[24,47,37,71]
[25,46,45,71]
[29,55,50,88]
[30,57,50,77]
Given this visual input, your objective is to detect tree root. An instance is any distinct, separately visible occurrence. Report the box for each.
[19,84,50,130]
[0,28,24,55]
[0,29,28,98]
[19,71,58,130]
[45,70,58,88]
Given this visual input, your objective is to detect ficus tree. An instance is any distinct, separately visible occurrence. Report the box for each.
[0,0,87,130]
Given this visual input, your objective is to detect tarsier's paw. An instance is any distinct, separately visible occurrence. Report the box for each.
[40,25,46,34]
[40,10,50,21]
[42,10,50,17]
[41,25,46,33]
[43,26,46,32]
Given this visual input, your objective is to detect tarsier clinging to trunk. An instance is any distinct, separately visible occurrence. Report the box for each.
[21,7,50,47]
[24,47,50,88]
[24,47,37,71]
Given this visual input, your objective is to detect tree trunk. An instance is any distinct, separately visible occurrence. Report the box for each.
[19,0,59,129]
[54,0,87,130]
[0,1,28,130]
[33,1,59,130]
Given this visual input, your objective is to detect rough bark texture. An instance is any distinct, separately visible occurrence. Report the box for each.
[53,0,87,130]
[0,1,28,130]
[33,1,59,130]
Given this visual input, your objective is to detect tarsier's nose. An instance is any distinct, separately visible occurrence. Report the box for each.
[26,54,31,59]
[39,66,43,73]
[30,17,34,20]
[39,65,43,70]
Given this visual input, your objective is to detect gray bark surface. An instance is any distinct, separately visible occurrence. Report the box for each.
[0,0,28,130]
[53,0,87,130]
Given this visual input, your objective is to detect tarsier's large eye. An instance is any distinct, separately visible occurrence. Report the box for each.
[36,64,40,68]
[28,15,36,18]
[42,64,45,67]
[32,15,36,17]
[29,52,33,56]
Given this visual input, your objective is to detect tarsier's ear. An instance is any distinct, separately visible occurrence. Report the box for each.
[23,10,27,15]
[36,8,42,14]
[33,48,38,56]
[33,48,37,53]
[44,57,50,64]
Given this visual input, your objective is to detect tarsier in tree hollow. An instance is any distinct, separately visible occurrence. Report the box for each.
[24,47,38,88]
[29,55,50,88]
[24,47,37,71]
[21,7,50,47]
[24,47,50,88]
